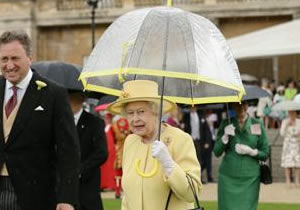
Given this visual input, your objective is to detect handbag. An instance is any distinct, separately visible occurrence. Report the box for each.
[260,161,272,184]
[165,173,204,210]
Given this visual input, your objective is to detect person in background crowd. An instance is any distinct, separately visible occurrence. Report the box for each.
[95,106,117,192]
[69,92,108,210]
[269,79,277,96]
[297,79,300,93]
[284,80,298,100]
[273,85,285,104]
[166,105,181,128]
[292,89,300,104]
[214,101,270,210]
[269,85,286,128]
[280,110,300,188]
[112,117,130,198]
[200,110,217,183]
[0,30,80,210]
[257,78,272,129]
[107,80,201,210]
[183,106,205,176]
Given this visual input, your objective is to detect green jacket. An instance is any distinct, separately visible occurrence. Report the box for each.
[284,88,297,100]
[214,117,270,177]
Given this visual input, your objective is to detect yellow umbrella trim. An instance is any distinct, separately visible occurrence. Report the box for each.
[81,80,244,104]
[80,67,246,98]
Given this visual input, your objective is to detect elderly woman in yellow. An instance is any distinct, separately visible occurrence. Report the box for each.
[107,80,202,210]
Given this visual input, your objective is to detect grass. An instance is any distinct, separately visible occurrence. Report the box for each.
[103,199,300,210]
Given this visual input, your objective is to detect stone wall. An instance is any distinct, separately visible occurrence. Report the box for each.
[37,24,109,64]
[1,0,300,82]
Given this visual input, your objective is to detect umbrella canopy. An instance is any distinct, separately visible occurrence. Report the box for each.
[242,85,271,101]
[97,95,118,105]
[80,6,245,104]
[228,19,300,59]
[32,61,104,99]
[94,95,118,112]
[272,100,300,111]
[32,61,83,91]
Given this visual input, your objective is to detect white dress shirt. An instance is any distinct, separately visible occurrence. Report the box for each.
[4,69,33,105]
[73,108,83,125]
[190,111,200,140]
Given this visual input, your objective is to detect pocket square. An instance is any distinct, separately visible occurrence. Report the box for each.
[34,106,44,111]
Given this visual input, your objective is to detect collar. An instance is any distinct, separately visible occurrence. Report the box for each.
[6,69,33,90]
[238,114,248,124]
[74,108,83,125]
[190,111,198,116]
[233,115,251,131]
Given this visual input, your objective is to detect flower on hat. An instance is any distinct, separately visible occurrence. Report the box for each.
[120,91,130,99]
[36,80,47,90]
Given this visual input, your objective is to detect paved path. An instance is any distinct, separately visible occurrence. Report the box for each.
[101,183,300,204]
[199,183,300,203]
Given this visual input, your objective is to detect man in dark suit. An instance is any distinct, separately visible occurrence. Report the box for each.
[183,107,205,164]
[69,92,108,210]
[0,30,80,210]
[200,111,216,183]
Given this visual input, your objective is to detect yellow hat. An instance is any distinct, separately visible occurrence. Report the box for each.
[107,80,175,115]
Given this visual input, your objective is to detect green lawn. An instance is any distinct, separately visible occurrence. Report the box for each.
[103,199,300,210]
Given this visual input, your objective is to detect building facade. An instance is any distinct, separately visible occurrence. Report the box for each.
[1,0,300,84]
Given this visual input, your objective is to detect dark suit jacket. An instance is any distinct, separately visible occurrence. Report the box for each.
[183,111,205,141]
[77,110,107,210]
[0,72,80,210]
[201,120,214,150]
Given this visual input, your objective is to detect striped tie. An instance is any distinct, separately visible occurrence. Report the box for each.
[5,86,18,118]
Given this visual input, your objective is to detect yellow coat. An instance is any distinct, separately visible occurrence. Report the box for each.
[121,125,202,210]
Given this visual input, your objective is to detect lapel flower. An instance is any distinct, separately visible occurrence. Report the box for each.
[36,80,47,90]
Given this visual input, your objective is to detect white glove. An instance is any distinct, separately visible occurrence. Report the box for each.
[152,140,174,176]
[221,135,229,145]
[235,144,258,157]
[221,124,235,144]
[56,203,74,210]
[224,124,235,136]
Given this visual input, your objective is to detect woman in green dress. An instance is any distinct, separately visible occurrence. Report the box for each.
[214,102,270,210]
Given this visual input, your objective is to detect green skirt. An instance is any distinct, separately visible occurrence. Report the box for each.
[218,173,260,210]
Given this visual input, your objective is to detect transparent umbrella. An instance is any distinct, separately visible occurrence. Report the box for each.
[80,6,245,104]
[80,6,245,178]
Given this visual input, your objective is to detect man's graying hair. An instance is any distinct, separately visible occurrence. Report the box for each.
[0,30,32,56]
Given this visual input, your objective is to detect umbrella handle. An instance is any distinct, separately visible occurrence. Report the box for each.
[135,159,158,178]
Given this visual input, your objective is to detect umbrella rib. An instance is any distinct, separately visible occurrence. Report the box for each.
[184,11,196,106]
[189,80,195,106]
[184,11,198,77]
[158,13,170,141]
